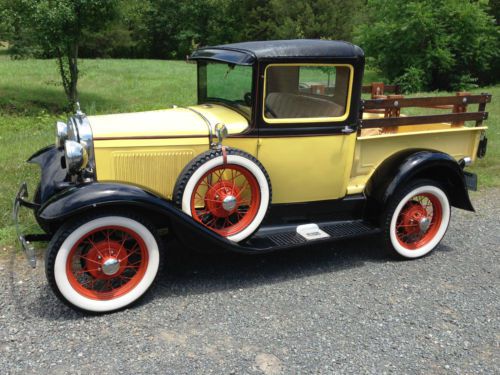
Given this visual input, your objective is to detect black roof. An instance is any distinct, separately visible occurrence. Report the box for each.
[190,39,364,65]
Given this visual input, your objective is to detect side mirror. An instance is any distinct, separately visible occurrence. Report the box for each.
[214,123,228,146]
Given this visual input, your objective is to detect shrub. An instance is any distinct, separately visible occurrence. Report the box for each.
[394,67,426,94]
[356,0,500,90]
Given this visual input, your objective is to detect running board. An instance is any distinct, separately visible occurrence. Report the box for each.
[241,220,380,251]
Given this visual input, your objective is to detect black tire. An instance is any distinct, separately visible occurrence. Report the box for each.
[45,210,164,313]
[381,179,451,259]
[173,148,272,242]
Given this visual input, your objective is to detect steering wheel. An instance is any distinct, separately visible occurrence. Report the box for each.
[244,92,253,106]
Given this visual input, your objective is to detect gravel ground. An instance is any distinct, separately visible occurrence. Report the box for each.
[0,189,499,374]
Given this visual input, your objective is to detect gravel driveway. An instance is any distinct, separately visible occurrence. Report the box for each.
[1,189,498,374]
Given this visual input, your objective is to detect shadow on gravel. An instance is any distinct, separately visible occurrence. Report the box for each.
[26,234,399,320]
[152,234,390,298]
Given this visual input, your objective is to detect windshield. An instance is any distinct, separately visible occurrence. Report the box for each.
[198,61,253,117]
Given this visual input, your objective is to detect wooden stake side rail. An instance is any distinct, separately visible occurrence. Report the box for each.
[363,94,492,110]
[360,111,488,129]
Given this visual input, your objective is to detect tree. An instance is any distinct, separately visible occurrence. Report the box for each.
[0,1,8,41]
[132,0,366,59]
[269,0,364,41]
[487,0,499,24]
[356,0,500,91]
[3,0,119,107]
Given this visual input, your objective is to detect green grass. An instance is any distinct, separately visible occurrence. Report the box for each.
[0,58,197,247]
[0,57,498,247]
[0,57,197,115]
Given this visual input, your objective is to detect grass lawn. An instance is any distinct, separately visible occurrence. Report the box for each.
[0,56,498,247]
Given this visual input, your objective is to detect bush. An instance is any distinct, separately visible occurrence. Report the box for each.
[394,67,426,94]
[356,0,500,90]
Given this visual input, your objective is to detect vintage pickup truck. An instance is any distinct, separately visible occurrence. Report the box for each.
[14,40,490,312]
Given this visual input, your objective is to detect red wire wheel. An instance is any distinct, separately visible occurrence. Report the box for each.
[395,193,443,250]
[66,226,149,300]
[190,164,261,237]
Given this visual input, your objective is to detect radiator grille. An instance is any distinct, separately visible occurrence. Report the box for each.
[113,150,194,199]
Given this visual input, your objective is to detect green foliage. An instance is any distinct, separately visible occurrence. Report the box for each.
[268,0,364,40]
[356,0,500,90]
[69,0,365,59]
[139,0,253,59]
[452,74,479,92]
[490,0,500,24]
[0,1,9,40]
[394,67,426,94]
[79,10,138,59]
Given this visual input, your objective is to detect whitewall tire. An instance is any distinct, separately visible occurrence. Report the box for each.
[382,180,451,259]
[46,214,162,313]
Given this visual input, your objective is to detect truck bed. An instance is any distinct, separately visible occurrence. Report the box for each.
[347,88,491,195]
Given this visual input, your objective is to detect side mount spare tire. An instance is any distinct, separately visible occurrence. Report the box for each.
[173,148,271,242]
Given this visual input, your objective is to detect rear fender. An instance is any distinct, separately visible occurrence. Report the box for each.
[365,150,474,218]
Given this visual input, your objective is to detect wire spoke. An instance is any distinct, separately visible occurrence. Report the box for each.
[79,255,100,265]
[115,233,130,260]
[120,245,140,261]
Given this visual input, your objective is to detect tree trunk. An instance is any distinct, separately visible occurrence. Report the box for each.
[69,44,79,105]
[68,43,79,107]
[56,43,79,110]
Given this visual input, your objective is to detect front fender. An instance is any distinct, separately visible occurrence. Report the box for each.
[28,145,67,203]
[37,182,245,253]
[366,150,474,214]
[38,182,171,222]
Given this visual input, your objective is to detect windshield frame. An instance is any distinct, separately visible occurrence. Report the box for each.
[197,60,255,120]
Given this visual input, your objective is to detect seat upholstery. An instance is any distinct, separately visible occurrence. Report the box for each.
[266,92,344,119]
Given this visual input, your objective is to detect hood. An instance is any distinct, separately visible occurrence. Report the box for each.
[88,104,249,140]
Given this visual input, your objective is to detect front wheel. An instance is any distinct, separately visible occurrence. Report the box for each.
[382,179,451,259]
[45,213,162,313]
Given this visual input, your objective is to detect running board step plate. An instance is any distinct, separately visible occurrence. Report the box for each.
[243,220,380,250]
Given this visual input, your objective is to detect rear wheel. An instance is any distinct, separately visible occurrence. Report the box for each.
[382,179,451,259]
[45,213,162,313]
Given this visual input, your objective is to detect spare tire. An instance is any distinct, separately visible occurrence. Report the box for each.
[173,148,271,242]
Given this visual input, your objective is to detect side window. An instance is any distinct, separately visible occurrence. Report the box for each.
[263,65,352,123]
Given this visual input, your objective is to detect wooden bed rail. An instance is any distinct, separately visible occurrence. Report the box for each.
[359,90,491,129]
[360,112,488,129]
[363,94,492,109]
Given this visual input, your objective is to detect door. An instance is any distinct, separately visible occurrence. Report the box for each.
[257,63,357,204]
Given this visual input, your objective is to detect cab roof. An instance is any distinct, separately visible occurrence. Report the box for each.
[190,39,364,65]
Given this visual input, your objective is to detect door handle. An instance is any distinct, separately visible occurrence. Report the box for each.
[341,126,355,134]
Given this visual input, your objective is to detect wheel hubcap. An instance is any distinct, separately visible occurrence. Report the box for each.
[190,164,261,237]
[102,258,120,276]
[418,216,431,234]
[222,195,237,212]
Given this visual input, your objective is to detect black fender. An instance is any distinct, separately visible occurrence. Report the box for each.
[365,150,474,217]
[37,182,263,254]
[28,145,67,204]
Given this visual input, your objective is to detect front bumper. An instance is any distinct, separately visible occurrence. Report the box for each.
[13,182,46,268]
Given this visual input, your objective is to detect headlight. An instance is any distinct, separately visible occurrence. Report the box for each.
[64,140,88,173]
[56,121,68,148]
